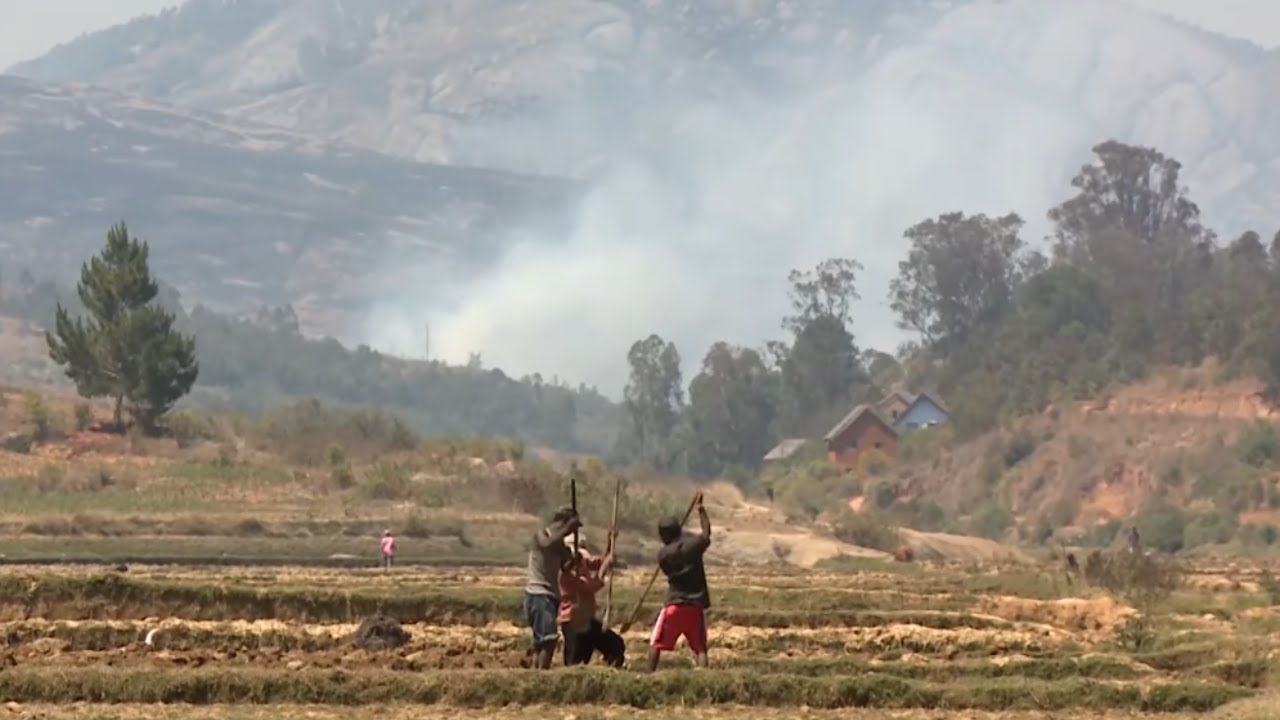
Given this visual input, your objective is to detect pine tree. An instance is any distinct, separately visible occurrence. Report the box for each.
[46,222,198,432]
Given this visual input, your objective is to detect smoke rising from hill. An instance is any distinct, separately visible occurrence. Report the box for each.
[365,83,1077,395]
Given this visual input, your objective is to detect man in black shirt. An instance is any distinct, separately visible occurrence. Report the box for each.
[647,491,711,671]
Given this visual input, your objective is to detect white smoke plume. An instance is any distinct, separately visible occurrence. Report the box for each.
[360,0,1267,396]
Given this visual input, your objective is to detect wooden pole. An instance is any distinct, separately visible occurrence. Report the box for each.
[603,478,622,627]
[570,477,580,557]
[618,491,699,634]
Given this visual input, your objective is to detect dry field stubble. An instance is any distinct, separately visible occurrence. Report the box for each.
[0,562,1274,719]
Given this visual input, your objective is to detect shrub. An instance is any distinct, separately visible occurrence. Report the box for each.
[361,462,414,500]
[970,502,1014,540]
[499,473,549,515]
[326,443,355,489]
[1259,570,1280,605]
[1134,501,1187,554]
[896,425,955,464]
[1076,519,1123,547]
[866,480,898,510]
[858,448,893,477]
[1003,429,1037,468]
[831,509,900,552]
[1,432,32,454]
[73,402,93,432]
[1236,422,1280,468]
[167,410,217,449]
[1083,549,1181,611]
[23,392,62,443]
[888,498,948,532]
[772,460,860,521]
[215,440,238,467]
[1182,511,1238,549]
[1236,523,1279,548]
[257,399,423,464]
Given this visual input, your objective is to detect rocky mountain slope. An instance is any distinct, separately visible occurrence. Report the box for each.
[6,0,1280,380]
[0,74,576,334]
[11,0,1280,233]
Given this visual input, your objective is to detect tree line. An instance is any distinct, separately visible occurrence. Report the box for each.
[1,224,618,452]
[615,139,1280,478]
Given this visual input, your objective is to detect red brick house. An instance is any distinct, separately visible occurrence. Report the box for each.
[823,404,898,470]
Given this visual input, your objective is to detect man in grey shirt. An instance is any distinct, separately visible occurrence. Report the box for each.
[524,505,581,669]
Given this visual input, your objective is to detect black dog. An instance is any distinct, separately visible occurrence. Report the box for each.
[563,618,626,668]
[594,621,626,668]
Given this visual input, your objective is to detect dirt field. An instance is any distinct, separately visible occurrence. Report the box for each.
[0,559,1274,720]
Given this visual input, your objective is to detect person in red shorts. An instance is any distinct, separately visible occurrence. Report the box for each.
[647,491,711,671]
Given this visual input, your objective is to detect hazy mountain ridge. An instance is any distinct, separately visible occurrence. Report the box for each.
[0,73,578,339]
[11,0,1279,233]
[7,0,1280,386]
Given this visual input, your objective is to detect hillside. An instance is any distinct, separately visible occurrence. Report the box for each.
[847,366,1280,554]
[7,0,1280,386]
[0,73,577,339]
[9,0,1280,234]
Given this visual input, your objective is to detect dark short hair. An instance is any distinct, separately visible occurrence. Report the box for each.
[552,506,576,523]
[657,516,681,540]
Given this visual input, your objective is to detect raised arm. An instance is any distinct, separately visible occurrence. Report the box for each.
[534,514,581,549]
[688,493,711,552]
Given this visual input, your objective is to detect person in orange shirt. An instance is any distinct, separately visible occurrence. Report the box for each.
[557,528,624,667]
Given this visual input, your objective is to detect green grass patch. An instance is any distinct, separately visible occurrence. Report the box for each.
[0,573,976,626]
[0,667,1251,711]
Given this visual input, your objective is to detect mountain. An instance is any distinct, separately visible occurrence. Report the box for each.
[7,0,1280,389]
[0,73,576,338]
[11,0,1279,218]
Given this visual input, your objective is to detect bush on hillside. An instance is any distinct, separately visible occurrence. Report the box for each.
[1083,548,1181,611]
[1236,523,1279,548]
[73,402,92,432]
[1182,511,1239,549]
[896,425,955,464]
[830,508,900,552]
[1236,422,1280,468]
[769,460,861,522]
[1134,501,1187,554]
[969,501,1014,540]
[857,448,893,477]
[23,392,64,443]
[1003,429,1037,468]
[1074,519,1123,548]
[885,497,951,533]
[166,410,221,449]
[256,399,420,464]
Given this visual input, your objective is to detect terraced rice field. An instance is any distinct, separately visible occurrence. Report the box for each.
[0,560,1275,719]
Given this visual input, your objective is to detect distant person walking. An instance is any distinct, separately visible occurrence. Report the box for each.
[647,492,712,671]
[525,506,581,669]
[380,529,396,570]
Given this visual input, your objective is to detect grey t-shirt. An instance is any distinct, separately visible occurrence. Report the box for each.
[525,528,571,598]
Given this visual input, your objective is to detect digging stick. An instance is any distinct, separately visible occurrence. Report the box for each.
[570,477,580,557]
[618,491,700,634]
[603,477,622,627]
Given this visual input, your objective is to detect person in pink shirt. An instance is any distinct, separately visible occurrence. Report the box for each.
[380,529,396,570]
[557,527,624,667]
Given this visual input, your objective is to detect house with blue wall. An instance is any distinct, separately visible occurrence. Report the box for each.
[880,391,950,432]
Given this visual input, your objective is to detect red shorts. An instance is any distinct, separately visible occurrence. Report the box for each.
[649,603,707,654]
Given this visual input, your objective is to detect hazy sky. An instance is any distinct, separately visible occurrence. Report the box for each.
[1,0,1279,70]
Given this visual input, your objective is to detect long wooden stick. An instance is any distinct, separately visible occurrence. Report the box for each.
[618,492,699,634]
[570,477,579,557]
[603,478,622,627]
